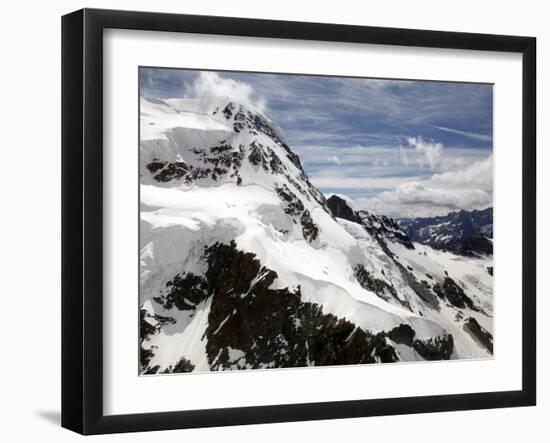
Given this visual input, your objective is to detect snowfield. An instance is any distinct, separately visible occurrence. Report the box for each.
[139,96,494,374]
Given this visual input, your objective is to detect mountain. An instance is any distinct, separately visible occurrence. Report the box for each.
[398,208,493,256]
[139,96,494,374]
[327,195,415,250]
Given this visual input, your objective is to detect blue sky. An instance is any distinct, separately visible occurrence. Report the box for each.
[140,68,493,217]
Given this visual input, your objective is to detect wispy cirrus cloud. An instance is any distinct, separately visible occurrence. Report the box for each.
[433,125,493,142]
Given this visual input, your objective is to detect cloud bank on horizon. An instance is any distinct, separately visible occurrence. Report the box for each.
[140,68,493,218]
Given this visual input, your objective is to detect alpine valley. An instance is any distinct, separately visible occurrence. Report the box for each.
[139,96,494,374]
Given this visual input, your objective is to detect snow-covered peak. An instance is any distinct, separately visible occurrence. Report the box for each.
[141,96,284,143]
[140,95,328,214]
[167,95,277,129]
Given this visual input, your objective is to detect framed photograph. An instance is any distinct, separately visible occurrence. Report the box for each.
[62,8,536,435]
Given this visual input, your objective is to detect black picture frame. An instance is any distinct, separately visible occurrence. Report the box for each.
[61,8,537,435]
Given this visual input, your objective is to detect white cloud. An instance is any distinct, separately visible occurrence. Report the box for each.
[400,137,444,170]
[397,136,489,174]
[185,72,266,111]
[356,154,493,217]
[430,154,493,189]
[327,155,341,165]
[296,138,492,218]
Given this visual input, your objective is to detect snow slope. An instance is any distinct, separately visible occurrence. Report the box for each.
[139,96,494,374]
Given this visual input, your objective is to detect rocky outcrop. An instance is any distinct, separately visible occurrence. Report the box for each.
[327,195,357,221]
[146,160,189,182]
[202,241,402,369]
[432,277,478,311]
[164,357,195,373]
[154,272,209,311]
[463,317,493,354]
[275,185,319,242]
[300,210,319,242]
[140,308,176,374]
[276,184,305,217]
[412,334,454,360]
[354,264,397,303]
[388,323,416,346]
[384,260,437,312]
[327,195,414,249]
[141,241,456,373]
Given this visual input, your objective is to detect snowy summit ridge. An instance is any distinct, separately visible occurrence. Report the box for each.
[139,96,494,374]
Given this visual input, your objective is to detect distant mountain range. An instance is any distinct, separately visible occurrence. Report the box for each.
[398,208,493,256]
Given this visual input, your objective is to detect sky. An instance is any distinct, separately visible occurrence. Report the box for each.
[140,67,493,218]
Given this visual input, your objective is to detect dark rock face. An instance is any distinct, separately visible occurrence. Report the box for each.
[154,272,209,311]
[396,262,440,311]
[243,135,329,213]
[463,317,493,354]
[327,195,357,222]
[222,102,294,171]
[140,310,158,373]
[412,335,454,360]
[140,241,456,373]
[275,185,319,242]
[140,308,176,374]
[357,211,415,250]
[388,324,416,346]
[145,160,166,174]
[398,207,493,256]
[276,184,305,217]
[165,357,195,373]
[202,241,401,369]
[433,277,478,311]
[388,323,453,360]
[248,141,264,166]
[146,143,244,184]
[146,160,189,182]
[140,308,157,339]
[222,102,235,119]
[300,210,319,242]
[354,264,397,303]
[280,143,303,172]
[327,195,414,249]
[248,141,282,174]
